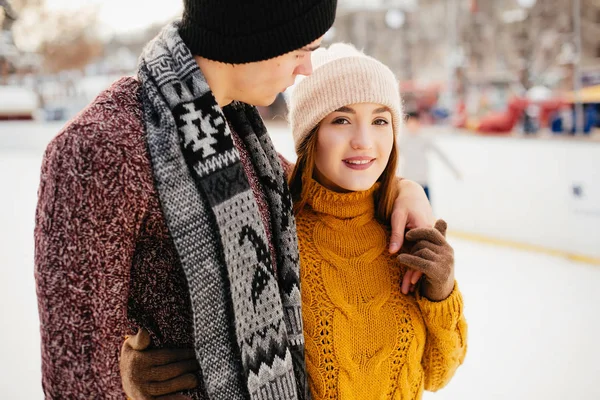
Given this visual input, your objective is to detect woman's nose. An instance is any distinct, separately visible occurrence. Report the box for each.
[350,126,373,150]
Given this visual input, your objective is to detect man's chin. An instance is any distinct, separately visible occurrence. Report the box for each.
[246,94,278,108]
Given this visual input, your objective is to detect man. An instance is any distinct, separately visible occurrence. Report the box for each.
[34,0,433,399]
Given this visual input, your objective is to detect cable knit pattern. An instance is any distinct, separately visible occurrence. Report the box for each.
[296,179,467,400]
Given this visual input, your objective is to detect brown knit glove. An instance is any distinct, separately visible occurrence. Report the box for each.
[120,328,200,399]
[396,220,455,301]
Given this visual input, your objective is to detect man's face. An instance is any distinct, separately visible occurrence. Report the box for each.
[230,37,323,107]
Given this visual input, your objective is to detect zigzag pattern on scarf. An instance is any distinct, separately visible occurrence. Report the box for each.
[224,102,309,399]
[247,358,298,400]
[192,150,239,177]
[212,190,295,390]
[243,333,290,373]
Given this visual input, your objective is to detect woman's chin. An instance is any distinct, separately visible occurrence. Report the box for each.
[339,179,378,192]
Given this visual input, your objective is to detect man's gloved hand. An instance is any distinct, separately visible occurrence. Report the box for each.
[396,219,455,301]
[120,328,200,399]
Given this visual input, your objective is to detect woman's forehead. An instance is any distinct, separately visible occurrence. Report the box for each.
[333,103,391,113]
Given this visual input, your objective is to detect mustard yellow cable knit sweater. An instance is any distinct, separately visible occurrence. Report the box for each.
[296,179,467,400]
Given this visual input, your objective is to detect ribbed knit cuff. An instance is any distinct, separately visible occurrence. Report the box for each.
[416,282,464,331]
[180,0,337,63]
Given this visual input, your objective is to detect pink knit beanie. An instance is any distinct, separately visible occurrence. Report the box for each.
[288,42,403,153]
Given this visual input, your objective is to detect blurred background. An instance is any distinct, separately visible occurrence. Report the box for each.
[1,0,599,399]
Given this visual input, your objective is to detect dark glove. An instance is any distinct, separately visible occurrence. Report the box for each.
[397,219,455,301]
[120,328,200,399]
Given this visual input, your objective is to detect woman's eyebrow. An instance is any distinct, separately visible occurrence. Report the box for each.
[373,107,390,114]
[334,106,355,113]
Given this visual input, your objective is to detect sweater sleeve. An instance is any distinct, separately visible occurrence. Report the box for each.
[34,121,149,398]
[416,282,468,392]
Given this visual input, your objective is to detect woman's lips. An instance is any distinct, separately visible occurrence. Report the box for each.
[343,157,375,170]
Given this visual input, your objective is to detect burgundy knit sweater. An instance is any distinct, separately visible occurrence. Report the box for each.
[34,77,291,399]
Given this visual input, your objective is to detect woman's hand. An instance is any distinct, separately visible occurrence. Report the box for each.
[396,220,455,301]
[120,328,200,399]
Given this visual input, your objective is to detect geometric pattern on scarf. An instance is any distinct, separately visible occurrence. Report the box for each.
[138,21,308,400]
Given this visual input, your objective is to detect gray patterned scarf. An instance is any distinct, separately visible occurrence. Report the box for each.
[138,22,307,400]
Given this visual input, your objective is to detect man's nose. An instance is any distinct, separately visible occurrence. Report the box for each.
[295,56,313,76]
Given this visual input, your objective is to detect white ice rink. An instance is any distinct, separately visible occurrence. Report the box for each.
[1,121,599,399]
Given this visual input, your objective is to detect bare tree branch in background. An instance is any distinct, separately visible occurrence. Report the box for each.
[1,0,18,31]
[9,0,42,9]
[1,0,23,83]
[2,0,104,109]
[7,0,103,73]
[36,8,103,73]
[1,0,44,29]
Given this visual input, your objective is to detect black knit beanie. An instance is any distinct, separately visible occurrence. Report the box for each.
[179,0,338,64]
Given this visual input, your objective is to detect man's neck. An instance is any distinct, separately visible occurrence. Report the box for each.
[195,56,233,108]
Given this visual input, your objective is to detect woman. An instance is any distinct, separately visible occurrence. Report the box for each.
[287,43,467,399]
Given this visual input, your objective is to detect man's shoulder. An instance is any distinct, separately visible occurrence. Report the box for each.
[43,77,152,177]
[51,77,145,153]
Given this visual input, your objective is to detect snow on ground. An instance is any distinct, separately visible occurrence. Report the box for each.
[1,121,599,399]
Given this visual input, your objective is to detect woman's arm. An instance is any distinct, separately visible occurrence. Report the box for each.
[417,284,468,391]
[396,220,467,390]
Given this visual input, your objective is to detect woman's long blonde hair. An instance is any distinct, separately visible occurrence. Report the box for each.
[288,123,399,225]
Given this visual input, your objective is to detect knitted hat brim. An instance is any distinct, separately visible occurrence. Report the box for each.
[180,0,337,64]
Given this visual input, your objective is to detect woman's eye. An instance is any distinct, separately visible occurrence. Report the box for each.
[373,118,389,125]
[296,53,305,59]
[332,118,350,125]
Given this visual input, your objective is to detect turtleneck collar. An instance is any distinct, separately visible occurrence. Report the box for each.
[304,177,379,219]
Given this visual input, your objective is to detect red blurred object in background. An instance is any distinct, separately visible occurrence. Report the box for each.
[455,97,567,134]
[477,97,529,134]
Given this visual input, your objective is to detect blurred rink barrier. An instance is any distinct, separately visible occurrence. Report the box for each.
[0,85,38,120]
[427,132,600,264]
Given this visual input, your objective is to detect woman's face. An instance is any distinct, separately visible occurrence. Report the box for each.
[314,103,395,193]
